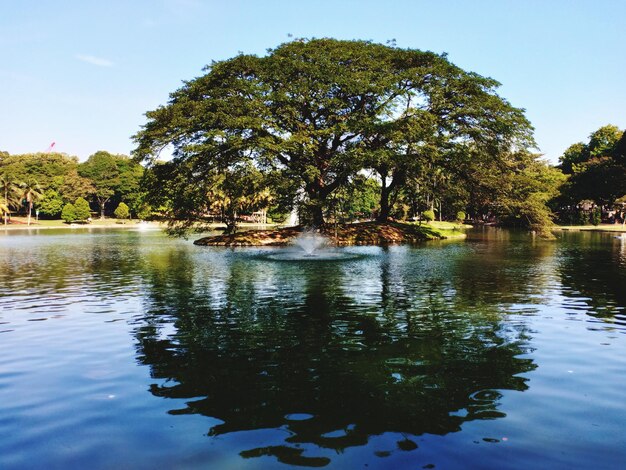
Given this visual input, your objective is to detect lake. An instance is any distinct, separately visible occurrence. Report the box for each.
[1,227,625,469]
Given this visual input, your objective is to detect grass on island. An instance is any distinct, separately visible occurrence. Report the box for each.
[426,220,472,233]
[555,223,626,232]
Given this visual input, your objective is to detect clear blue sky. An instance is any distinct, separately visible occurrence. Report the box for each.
[1,0,624,163]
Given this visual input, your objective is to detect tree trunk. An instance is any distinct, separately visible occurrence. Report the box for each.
[310,203,325,227]
[377,184,391,223]
[225,209,237,234]
[27,202,32,225]
[303,180,326,227]
[99,198,106,219]
[377,171,400,223]
[376,169,390,223]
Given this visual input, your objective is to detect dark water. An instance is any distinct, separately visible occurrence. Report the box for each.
[1,227,625,469]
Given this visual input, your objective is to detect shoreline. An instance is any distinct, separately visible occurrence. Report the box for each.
[554,224,626,233]
[194,221,468,247]
[0,220,280,233]
[0,221,163,232]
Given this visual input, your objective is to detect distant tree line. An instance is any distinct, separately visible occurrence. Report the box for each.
[0,150,146,224]
[2,123,624,231]
[552,124,626,225]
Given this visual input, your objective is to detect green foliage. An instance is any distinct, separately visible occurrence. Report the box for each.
[266,206,288,224]
[0,153,97,212]
[0,150,145,221]
[114,202,130,220]
[576,210,589,226]
[134,38,534,231]
[494,156,565,236]
[559,142,589,174]
[0,201,8,219]
[614,132,626,163]
[329,176,380,222]
[588,125,622,158]
[0,153,79,189]
[19,179,43,224]
[590,207,601,226]
[140,159,272,234]
[57,170,95,203]
[422,209,435,222]
[136,204,152,221]
[558,125,625,207]
[0,175,20,216]
[61,203,77,222]
[73,197,92,221]
[567,156,625,206]
[456,211,466,223]
[38,190,64,217]
[79,151,143,218]
[0,35,565,235]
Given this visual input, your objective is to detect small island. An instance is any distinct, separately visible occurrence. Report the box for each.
[194,220,467,247]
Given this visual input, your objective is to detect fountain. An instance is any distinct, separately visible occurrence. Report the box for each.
[293,231,328,257]
[260,230,362,262]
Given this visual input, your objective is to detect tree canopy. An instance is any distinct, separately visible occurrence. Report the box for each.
[557,124,626,207]
[134,38,542,232]
[79,151,143,219]
[0,150,145,221]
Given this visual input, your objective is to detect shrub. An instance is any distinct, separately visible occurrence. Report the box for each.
[576,210,588,225]
[61,203,76,223]
[136,204,152,221]
[114,202,130,220]
[74,197,92,221]
[267,206,288,224]
[38,190,64,217]
[422,209,435,222]
[456,211,466,223]
[590,207,601,226]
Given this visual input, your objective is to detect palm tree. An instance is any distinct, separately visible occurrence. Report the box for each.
[0,176,20,225]
[0,201,9,223]
[19,180,43,225]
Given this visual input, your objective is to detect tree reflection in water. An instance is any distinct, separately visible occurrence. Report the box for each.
[134,246,536,467]
[557,231,626,327]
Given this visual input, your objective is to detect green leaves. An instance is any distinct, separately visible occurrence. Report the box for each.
[73,197,92,221]
[79,151,144,217]
[114,202,130,220]
[61,203,76,223]
[133,38,540,231]
[558,124,626,206]
[38,190,64,217]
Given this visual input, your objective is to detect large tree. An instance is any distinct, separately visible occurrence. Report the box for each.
[79,151,119,218]
[135,39,535,228]
[558,125,626,206]
[79,151,144,218]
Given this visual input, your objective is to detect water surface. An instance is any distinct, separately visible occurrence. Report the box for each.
[1,227,625,469]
